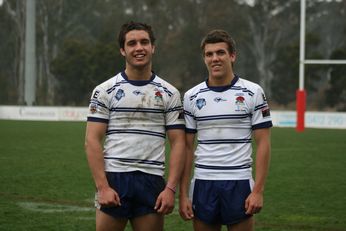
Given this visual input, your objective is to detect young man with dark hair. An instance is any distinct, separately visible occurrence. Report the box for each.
[85,21,185,231]
[179,29,272,231]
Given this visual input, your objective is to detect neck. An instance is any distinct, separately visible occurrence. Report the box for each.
[208,73,234,87]
[125,64,152,81]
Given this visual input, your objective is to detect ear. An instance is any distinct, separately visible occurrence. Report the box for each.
[120,48,126,57]
[230,52,236,62]
[152,45,155,54]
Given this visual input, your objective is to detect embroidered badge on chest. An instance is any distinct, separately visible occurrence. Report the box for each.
[155,90,163,102]
[196,98,206,110]
[115,89,125,101]
[235,95,246,111]
[154,89,164,106]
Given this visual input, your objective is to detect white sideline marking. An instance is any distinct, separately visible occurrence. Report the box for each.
[18,199,181,215]
[18,201,94,213]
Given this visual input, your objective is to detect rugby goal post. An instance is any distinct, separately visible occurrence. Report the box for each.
[297,0,346,132]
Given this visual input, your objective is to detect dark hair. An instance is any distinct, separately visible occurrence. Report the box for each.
[118,21,156,49]
[200,29,236,54]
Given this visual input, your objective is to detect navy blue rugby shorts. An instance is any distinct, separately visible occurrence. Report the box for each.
[96,171,165,219]
[192,179,253,225]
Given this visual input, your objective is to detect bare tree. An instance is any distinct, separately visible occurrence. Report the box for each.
[3,0,25,104]
[245,0,298,96]
[36,0,96,104]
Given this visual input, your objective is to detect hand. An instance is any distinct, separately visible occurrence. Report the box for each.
[154,187,175,214]
[179,196,194,220]
[97,186,121,207]
[245,192,263,215]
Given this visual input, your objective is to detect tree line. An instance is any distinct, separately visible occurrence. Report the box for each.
[0,0,345,110]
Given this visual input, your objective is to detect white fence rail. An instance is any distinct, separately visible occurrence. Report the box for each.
[0,106,88,122]
[1,106,346,129]
[271,111,346,129]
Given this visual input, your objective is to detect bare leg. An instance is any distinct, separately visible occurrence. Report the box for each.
[193,218,222,231]
[227,217,254,231]
[130,213,164,231]
[96,209,128,231]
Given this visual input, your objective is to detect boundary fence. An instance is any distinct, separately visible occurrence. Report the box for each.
[1,106,346,129]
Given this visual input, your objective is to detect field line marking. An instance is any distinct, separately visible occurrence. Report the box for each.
[18,201,94,213]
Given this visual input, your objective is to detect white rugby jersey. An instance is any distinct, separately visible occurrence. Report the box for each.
[87,71,185,176]
[184,75,272,180]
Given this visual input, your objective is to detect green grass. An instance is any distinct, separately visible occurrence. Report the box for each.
[0,120,345,230]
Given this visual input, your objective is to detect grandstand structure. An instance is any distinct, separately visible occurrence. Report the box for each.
[297,0,346,131]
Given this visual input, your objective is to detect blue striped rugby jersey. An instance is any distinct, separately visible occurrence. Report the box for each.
[184,75,272,180]
[87,71,185,176]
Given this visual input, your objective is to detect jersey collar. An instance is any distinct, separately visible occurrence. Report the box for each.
[206,75,239,92]
[121,71,156,86]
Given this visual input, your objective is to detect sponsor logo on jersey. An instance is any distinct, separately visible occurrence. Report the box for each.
[196,98,206,110]
[262,107,271,117]
[133,90,145,96]
[115,89,125,101]
[214,97,226,102]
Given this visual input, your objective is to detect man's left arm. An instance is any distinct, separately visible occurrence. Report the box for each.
[245,127,271,215]
[155,128,186,214]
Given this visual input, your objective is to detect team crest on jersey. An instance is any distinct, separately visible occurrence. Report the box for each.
[89,103,98,114]
[235,96,246,111]
[214,97,226,103]
[154,89,164,106]
[154,90,163,101]
[196,98,206,110]
[115,89,125,101]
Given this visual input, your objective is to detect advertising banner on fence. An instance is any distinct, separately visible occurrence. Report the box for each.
[0,106,88,121]
[1,106,346,129]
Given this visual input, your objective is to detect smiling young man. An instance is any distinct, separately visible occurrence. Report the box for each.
[85,21,185,231]
[179,30,272,231]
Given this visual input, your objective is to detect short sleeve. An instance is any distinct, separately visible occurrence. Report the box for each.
[165,90,185,130]
[183,92,197,133]
[251,87,273,130]
[87,87,110,123]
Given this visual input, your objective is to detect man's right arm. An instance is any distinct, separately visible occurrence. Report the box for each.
[179,132,195,220]
[85,121,121,207]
